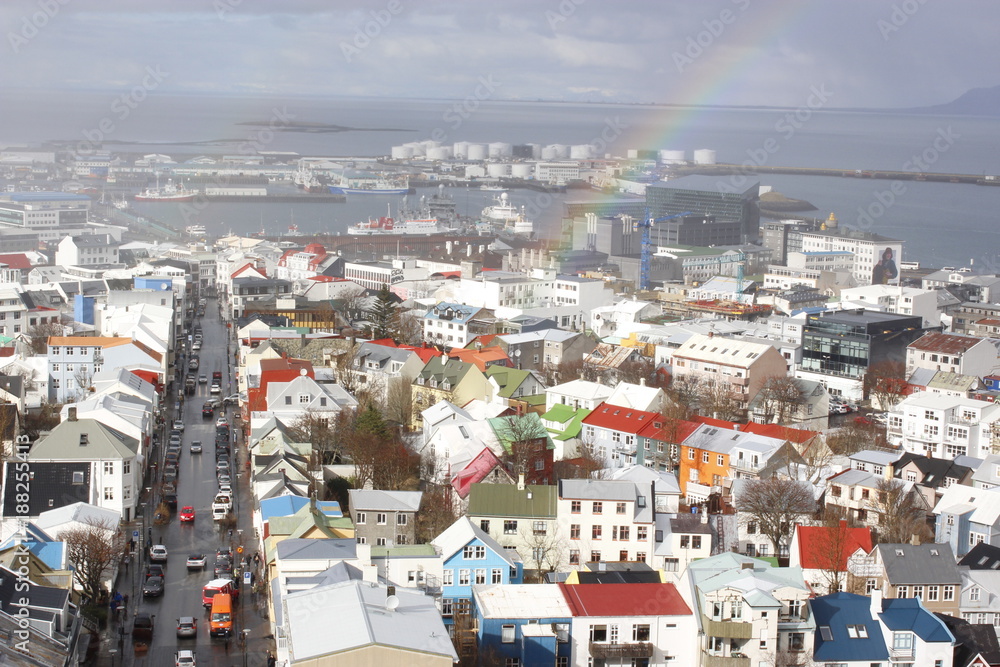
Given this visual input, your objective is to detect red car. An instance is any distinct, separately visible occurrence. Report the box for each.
[180,506,196,522]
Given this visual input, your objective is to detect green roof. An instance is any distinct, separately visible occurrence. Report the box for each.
[487,413,554,452]
[466,483,558,519]
[369,544,438,559]
[542,405,592,441]
[522,393,546,406]
[484,365,535,398]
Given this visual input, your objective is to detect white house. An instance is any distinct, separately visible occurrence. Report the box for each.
[887,393,1000,460]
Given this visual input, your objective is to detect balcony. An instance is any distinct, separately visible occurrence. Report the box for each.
[589,642,653,659]
[702,615,753,639]
[729,376,748,386]
[731,459,761,474]
[890,647,915,661]
[704,654,751,667]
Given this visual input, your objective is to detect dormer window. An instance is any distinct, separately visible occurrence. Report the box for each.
[79,434,88,446]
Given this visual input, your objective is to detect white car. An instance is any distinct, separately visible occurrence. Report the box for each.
[175,649,196,667]
[172,420,185,432]
[149,544,168,562]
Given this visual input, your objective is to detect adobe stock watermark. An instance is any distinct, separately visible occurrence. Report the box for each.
[877,0,928,41]
[179,106,296,224]
[429,75,501,144]
[214,0,242,20]
[8,0,72,54]
[673,0,751,74]
[546,0,586,31]
[855,126,960,230]
[717,84,833,194]
[73,65,170,160]
[340,0,405,63]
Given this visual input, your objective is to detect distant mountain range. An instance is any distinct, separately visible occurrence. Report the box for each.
[906,84,1000,116]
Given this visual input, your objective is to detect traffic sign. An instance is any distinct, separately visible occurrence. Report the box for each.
[237,546,243,554]
[243,571,252,585]
[132,530,139,539]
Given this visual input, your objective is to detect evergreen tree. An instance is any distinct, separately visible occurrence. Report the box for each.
[355,404,390,441]
[370,283,398,340]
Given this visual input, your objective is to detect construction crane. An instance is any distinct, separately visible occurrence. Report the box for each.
[633,209,692,291]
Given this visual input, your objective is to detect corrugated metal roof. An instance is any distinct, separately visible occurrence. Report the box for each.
[466,483,557,519]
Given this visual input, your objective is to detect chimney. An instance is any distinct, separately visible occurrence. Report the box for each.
[700,508,708,524]
[68,406,77,421]
[910,533,921,546]
[598,561,606,572]
[870,589,883,616]
[733,424,740,431]
[517,473,525,491]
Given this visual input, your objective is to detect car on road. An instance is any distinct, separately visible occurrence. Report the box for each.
[186,554,206,570]
[175,649,196,667]
[180,506,195,522]
[188,358,199,371]
[146,564,165,579]
[142,576,165,597]
[190,440,202,453]
[172,419,185,432]
[202,403,214,418]
[216,417,229,428]
[214,560,233,579]
[132,612,154,642]
[198,374,208,384]
[149,544,168,562]
[176,616,198,639]
[223,393,240,406]
[217,473,232,487]
[210,383,221,394]
[192,340,202,351]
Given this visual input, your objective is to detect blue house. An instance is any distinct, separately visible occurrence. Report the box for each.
[431,517,522,628]
[811,592,954,666]
[473,584,572,665]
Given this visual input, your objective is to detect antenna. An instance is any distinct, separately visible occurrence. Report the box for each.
[385,595,400,611]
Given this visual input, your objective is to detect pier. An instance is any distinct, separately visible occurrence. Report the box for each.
[673,164,1000,186]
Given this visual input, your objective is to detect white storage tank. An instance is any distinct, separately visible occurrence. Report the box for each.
[511,163,533,179]
[426,146,452,161]
[404,142,426,157]
[453,142,469,159]
[693,149,716,165]
[627,149,639,159]
[660,149,686,164]
[467,143,487,161]
[570,144,593,160]
[550,144,570,159]
[540,145,557,161]
[391,145,413,160]
[488,142,512,158]
[487,163,511,178]
[421,140,441,151]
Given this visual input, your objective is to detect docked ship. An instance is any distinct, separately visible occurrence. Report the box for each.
[347,197,459,236]
[185,225,207,236]
[293,167,326,193]
[481,192,534,237]
[329,172,409,195]
[135,177,199,202]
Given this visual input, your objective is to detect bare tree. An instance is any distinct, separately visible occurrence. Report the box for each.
[495,415,549,482]
[395,310,425,346]
[520,524,563,581]
[737,477,816,558]
[552,438,604,480]
[335,286,370,325]
[63,518,126,604]
[826,420,881,457]
[810,508,868,595]
[27,322,66,355]
[664,376,700,420]
[384,377,413,428]
[699,378,745,422]
[868,477,932,544]
[864,360,909,411]
[289,408,345,466]
[415,484,457,543]
[755,376,806,425]
[23,400,61,440]
[615,357,655,385]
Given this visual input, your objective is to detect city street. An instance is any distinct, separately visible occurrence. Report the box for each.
[110,297,270,667]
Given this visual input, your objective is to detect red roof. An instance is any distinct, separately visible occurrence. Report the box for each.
[448,346,511,371]
[467,334,500,350]
[0,253,33,270]
[692,415,741,429]
[559,583,692,617]
[795,521,873,571]
[909,332,981,354]
[451,447,502,499]
[742,422,819,445]
[368,338,444,363]
[582,402,661,435]
[638,417,701,442]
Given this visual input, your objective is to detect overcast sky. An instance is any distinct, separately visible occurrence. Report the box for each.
[2,0,997,108]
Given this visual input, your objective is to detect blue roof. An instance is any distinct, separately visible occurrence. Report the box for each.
[259,496,310,522]
[801,250,853,256]
[811,593,888,662]
[0,524,66,571]
[7,192,90,202]
[879,597,954,644]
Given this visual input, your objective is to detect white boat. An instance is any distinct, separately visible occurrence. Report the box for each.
[348,201,458,236]
[481,192,534,237]
[479,183,505,191]
[135,175,199,202]
[185,225,207,236]
[329,172,409,195]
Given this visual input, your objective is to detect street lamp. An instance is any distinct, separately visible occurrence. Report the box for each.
[241,628,251,667]
[108,648,117,667]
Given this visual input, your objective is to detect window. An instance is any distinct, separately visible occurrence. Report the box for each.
[688,448,695,460]
[103,487,114,500]
[491,568,502,584]
[463,545,486,560]
[443,570,453,586]
[927,585,939,602]
[356,512,366,525]
[592,525,602,540]
[458,569,470,586]
[480,520,490,533]
[504,520,518,535]
[970,586,980,602]
[590,625,607,642]
[944,585,955,601]
[912,585,924,599]
[866,578,878,594]
[893,632,913,650]
[702,451,709,463]
[788,632,805,651]
[397,514,408,526]
[846,624,869,639]
[616,502,627,514]
[501,624,515,643]
[376,513,387,525]
[123,461,131,475]
[592,502,603,514]
[475,569,487,584]
[664,558,679,572]
[571,500,581,513]
[637,526,647,541]
[747,521,757,534]
[819,626,833,642]
[441,598,453,616]
[897,585,909,598]
[103,461,114,475]
[591,550,601,562]
[620,526,630,541]
[569,549,580,565]
[533,521,546,535]
[570,524,581,539]
[555,623,569,644]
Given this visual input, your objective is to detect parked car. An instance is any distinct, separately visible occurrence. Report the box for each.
[192,340,202,351]
[186,554,206,570]
[216,417,229,428]
[190,440,203,454]
[164,493,178,510]
[180,506,195,522]
[149,544,168,562]
[132,612,154,642]
[218,481,232,495]
[165,451,180,464]
[830,402,850,414]
[217,473,232,486]
[176,616,198,639]
[145,564,165,579]
[873,412,889,425]
[216,460,230,475]
[172,420,185,432]
[164,465,179,482]
[143,576,165,597]
[169,434,182,447]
